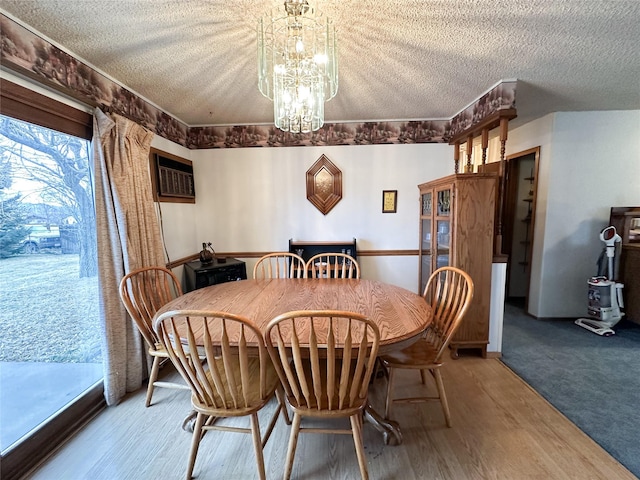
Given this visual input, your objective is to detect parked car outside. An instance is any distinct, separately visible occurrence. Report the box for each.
[22,225,61,253]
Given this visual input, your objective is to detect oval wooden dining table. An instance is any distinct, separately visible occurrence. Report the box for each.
[155,277,433,445]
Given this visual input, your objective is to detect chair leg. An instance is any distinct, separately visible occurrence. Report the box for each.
[261,397,282,448]
[275,386,291,425]
[283,413,302,480]
[384,367,396,420]
[433,369,452,427]
[350,413,369,480]
[146,355,161,407]
[420,368,428,385]
[186,412,206,480]
[250,413,267,480]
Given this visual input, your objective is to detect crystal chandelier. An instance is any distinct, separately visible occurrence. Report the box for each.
[258,0,338,133]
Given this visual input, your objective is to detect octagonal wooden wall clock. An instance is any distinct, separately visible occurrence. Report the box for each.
[306,154,342,215]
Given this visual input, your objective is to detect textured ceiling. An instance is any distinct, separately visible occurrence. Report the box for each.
[2,0,639,128]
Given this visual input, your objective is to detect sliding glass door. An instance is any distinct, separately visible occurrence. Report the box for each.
[0,104,104,479]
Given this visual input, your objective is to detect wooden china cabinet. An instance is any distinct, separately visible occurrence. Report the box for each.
[609,207,640,325]
[418,173,497,358]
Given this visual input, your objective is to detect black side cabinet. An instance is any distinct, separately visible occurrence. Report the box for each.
[288,238,357,264]
[184,258,247,292]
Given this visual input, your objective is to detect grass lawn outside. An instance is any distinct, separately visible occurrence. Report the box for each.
[0,253,102,363]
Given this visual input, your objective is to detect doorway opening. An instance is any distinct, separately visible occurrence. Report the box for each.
[502,147,540,310]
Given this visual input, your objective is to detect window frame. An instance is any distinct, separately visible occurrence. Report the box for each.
[0,79,92,140]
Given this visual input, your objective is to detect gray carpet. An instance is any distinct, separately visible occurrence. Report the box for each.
[500,302,640,478]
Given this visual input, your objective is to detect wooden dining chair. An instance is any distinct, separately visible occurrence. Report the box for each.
[154,309,285,480]
[253,252,306,279]
[119,266,191,407]
[379,266,474,427]
[305,252,360,279]
[265,310,380,480]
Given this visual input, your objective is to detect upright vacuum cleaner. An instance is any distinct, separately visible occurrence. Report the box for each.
[575,225,625,336]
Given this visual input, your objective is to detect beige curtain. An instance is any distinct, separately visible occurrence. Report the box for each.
[92,108,165,405]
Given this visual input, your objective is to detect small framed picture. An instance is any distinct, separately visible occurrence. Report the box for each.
[382,190,397,213]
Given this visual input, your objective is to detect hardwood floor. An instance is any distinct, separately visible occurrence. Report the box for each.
[23,358,636,480]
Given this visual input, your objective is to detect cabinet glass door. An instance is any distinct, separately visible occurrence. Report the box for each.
[421,192,432,216]
[437,189,451,216]
[420,218,432,292]
[630,216,640,243]
[436,219,450,268]
[419,192,434,292]
[435,187,452,269]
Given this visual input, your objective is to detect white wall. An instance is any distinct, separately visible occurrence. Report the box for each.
[507,110,640,318]
[187,143,453,292]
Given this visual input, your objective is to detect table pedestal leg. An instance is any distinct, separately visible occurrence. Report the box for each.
[363,404,403,445]
[182,411,217,432]
[181,410,198,432]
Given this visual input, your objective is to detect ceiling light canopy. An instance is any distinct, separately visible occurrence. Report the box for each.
[258,0,338,133]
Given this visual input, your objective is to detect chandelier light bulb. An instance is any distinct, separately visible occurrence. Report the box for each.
[298,85,310,100]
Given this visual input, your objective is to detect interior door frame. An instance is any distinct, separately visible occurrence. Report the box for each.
[504,146,541,307]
